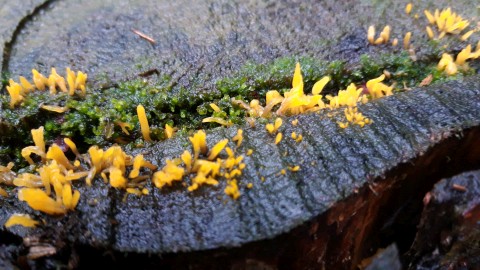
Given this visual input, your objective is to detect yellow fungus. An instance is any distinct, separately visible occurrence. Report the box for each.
[142,188,149,195]
[75,71,88,95]
[280,169,286,175]
[40,105,68,113]
[291,119,298,126]
[19,76,34,93]
[235,155,244,165]
[32,69,47,90]
[240,63,330,117]
[391,38,398,47]
[312,76,330,95]
[460,30,474,41]
[193,159,221,177]
[115,121,132,135]
[101,172,108,183]
[266,123,275,134]
[367,25,391,45]
[374,37,384,45]
[455,44,471,66]
[275,133,282,145]
[66,67,76,95]
[62,184,73,209]
[152,160,185,189]
[18,188,66,215]
[326,83,367,108]
[46,144,74,170]
[229,169,242,178]
[181,150,193,172]
[295,134,303,143]
[31,127,46,153]
[246,183,253,189]
[288,165,300,172]
[109,167,127,188]
[137,104,153,142]
[367,25,375,44]
[53,68,68,92]
[37,168,51,195]
[424,8,470,37]
[366,74,393,99]
[5,68,86,108]
[405,3,412,15]
[209,103,221,112]
[246,149,253,156]
[129,154,157,178]
[224,179,240,199]
[424,10,435,24]
[64,138,80,157]
[274,117,283,130]
[266,118,282,135]
[65,171,89,181]
[13,173,43,188]
[22,145,46,165]
[232,129,243,147]
[189,130,207,159]
[47,68,58,94]
[188,171,219,191]
[88,146,104,174]
[379,25,391,43]
[0,187,7,197]
[165,124,175,139]
[4,214,39,228]
[202,117,233,127]
[426,26,434,39]
[338,122,349,129]
[225,147,235,158]
[342,107,371,128]
[208,139,229,161]
[438,53,458,75]
[6,81,24,108]
[292,62,303,89]
[126,188,143,196]
[403,32,412,49]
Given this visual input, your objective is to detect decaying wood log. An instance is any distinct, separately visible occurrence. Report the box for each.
[2,78,480,269]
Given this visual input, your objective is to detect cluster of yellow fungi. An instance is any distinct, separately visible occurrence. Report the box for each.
[152,129,246,200]
[424,7,472,40]
[437,42,480,76]
[6,68,87,109]
[233,62,380,129]
[3,124,251,227]
[13,126,157,217]
[368,5,480,76]
[368,25,411,49]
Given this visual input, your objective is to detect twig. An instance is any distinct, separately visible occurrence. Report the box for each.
[131,29,155,44]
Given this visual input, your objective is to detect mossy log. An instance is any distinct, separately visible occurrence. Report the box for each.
[2,78,480,269]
